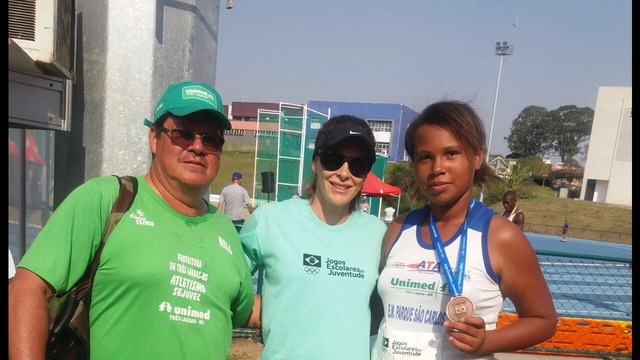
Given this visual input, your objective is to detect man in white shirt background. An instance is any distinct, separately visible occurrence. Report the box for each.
[218,171,254,228]
[383,206,395,224]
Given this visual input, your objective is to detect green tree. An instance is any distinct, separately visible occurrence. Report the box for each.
[503,162,529,190]
[563,158,582,169]
[384,162,424,214]
[505,105,593,162]
[504,106,550,156]
[517,155,551,178]
[547,105,594,162]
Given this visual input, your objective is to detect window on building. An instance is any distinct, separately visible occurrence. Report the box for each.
[9,128,55,264]
[376,142,390,157]
[310,118,322,129]
[367,120,392,133]
[225,129,246,136]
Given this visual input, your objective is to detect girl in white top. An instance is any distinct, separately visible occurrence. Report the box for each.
[371,100,556,359]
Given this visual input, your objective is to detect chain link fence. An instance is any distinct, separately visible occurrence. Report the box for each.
[525,223,632,244]
[499,250,632,357]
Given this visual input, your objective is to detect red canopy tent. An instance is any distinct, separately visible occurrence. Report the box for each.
[362,172,401,218]
[362,172,401,196]
[9,130,45,165]
[25,130,45,165]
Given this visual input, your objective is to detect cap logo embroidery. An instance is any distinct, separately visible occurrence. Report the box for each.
[349,130,361,135]
[182,86,219,109]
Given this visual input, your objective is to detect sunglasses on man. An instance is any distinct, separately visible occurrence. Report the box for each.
[317,149,372,178]
[158,127,225,153]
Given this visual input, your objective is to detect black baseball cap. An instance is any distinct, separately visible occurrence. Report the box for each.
[313,115,376,165]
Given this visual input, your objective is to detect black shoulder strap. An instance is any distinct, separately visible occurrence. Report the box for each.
[86,175,138,282]
[75,175,138,299]
[51,176,138,335]
[100,176,137,244]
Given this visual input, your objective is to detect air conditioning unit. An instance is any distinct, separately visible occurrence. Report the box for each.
[9,0,74,80]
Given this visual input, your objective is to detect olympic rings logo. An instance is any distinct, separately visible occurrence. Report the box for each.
[304,267,320,275]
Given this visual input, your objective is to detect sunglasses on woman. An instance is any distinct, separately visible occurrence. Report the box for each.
[317,149,372,178]
[158,127,225,153]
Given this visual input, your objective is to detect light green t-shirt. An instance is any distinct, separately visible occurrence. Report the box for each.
[19,175,254,360]
[240,198,387,360]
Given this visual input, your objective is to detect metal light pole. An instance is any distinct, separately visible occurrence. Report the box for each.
[480,41,514,203]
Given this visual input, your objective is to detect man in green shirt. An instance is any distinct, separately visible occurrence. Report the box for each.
[9,81,258,359]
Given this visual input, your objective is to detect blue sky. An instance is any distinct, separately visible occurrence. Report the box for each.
[215,1,631,163]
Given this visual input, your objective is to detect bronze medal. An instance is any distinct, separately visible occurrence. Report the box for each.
[446,296,475,322]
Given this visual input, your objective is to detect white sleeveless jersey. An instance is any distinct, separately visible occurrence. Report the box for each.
[506,208,522,222]
[372,202,503,360]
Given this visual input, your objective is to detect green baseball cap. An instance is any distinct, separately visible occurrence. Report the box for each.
[143,81,231,130]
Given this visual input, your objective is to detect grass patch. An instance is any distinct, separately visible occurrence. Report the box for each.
[487,186,632,244]
[212,150,257,196]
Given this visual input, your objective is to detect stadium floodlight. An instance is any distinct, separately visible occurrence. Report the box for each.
[480,41,514,203]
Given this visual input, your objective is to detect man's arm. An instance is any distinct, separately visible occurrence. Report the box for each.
[513,212,525,231]
[243,189,254,214]
[217,194,225,211]
[9,268,56,359]
[242,293,262,337]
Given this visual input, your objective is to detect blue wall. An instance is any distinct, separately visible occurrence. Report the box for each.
[307,101,418,162]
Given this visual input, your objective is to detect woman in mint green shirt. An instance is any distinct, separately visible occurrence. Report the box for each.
[241,115,387,360]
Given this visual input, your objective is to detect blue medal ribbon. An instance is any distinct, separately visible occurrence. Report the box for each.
[428,197,475,297]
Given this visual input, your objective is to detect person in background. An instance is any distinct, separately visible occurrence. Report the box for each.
[360,198,371,213]
[9,81,257,359]
[561,219,570,242]
[218,171,254,227]
[240,115,387,360]
[371,100,556,359]
[502,190,525,231]
[383,205,395,224]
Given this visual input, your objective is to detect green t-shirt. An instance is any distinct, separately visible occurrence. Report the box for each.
[19,175,254,359]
